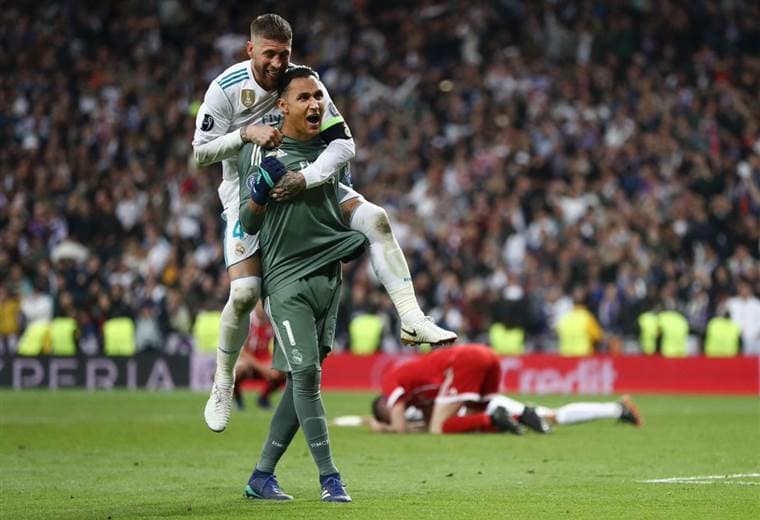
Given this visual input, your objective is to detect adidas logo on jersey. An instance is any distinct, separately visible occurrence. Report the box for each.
[266,150,287,159]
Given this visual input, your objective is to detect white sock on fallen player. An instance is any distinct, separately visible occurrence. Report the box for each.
[350,202,424,323]
[554,403,623,425]
[486,395,526,417]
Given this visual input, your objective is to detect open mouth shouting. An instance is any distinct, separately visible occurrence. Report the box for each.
[306,112,321,129]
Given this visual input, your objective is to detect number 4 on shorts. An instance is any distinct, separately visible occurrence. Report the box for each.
[232,220,245,239]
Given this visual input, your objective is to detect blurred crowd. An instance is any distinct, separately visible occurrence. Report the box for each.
[1,0,758,356]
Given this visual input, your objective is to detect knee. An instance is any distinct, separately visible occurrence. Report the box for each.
[228,281,259,317]
[290,367,321,399]
[365,203,391,235]
[352,202,391,240]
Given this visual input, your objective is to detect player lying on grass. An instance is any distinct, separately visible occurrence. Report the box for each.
[367,343,529,434]
[232,302,285,410]
[366,393,641,433]
[235,66,369,502]
[366,343,642,434]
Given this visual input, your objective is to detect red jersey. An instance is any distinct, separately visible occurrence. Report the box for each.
[244,312,274,361]
[381,344,501,409]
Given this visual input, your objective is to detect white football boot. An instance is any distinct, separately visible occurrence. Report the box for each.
[204,376,234,432]
[400,316,457,346]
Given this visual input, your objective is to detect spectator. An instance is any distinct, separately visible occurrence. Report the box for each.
[556,286,603,356]
[20,278,54,326]
[0,286,22,354]
[726,280,760,355]
[135,302,162,353]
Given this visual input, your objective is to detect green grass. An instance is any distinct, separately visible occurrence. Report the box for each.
[1,391,759,519]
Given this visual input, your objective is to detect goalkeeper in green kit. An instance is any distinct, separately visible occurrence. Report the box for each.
[236,66,366,503]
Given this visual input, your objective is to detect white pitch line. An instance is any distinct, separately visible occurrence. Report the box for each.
[648,480,760,486]
[639,473,760,484]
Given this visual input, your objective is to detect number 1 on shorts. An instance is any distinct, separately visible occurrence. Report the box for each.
[282,320,296,346]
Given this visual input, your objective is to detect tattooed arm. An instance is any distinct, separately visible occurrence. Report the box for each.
[269,171,307,202]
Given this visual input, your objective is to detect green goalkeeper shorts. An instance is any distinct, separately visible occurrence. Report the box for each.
[264,264,342,373]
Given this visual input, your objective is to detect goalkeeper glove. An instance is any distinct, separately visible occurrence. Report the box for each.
[248,156,288,204]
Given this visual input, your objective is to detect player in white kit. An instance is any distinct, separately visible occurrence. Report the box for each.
[194,14,456,432]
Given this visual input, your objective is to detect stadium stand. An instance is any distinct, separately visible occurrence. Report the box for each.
[1,1,758,356]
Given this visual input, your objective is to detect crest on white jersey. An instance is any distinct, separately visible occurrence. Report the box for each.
[201,114,214,131]
[241,89,256,108]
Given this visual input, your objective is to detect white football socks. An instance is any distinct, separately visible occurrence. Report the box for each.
[554,402,623,425]
[215,276,261,387]
[350,202,424,323]
[486,395,526,417]
[488,397,625,424]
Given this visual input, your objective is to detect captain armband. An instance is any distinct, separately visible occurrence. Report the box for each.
[320,121,352,143]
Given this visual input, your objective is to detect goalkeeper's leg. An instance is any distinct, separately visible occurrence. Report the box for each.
[245,374,298,500]
[290,367,338,476]
[290,366,351,502]
[254,374,300,472]
[343,197,456,346]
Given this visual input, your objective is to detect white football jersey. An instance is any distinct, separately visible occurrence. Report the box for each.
[193,60,342,211]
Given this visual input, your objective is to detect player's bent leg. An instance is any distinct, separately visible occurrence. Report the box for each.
[341,196,456,346]
[204,255,262,432]
[440,412,495,433]
[429,400,469,434]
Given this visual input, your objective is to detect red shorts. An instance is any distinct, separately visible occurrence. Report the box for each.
[435,345,501,404]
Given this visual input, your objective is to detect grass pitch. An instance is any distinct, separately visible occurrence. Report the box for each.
[1,390,758,519]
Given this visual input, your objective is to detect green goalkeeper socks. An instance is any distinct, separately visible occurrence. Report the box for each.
[255,369,339,476]
[291,367,339,476]
[255,375,299,474]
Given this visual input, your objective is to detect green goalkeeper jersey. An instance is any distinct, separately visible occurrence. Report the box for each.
[237,136,366,296]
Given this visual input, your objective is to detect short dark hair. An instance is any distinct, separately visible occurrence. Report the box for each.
[250,13,292,42]
[277,65,319,96]
[371,395,389,423]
